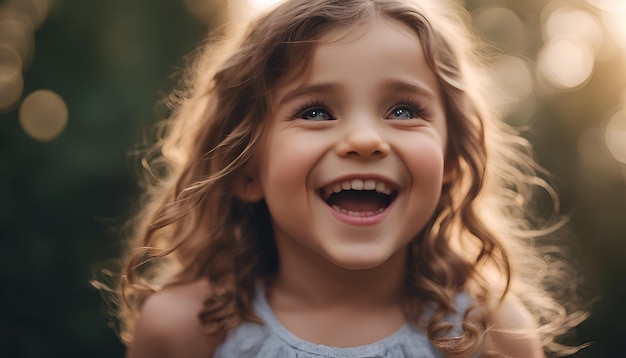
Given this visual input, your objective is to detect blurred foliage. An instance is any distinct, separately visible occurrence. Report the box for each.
[0,0,625,357]
[1,0,210,356]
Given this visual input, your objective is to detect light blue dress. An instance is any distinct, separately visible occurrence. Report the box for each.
[214,287,474,358]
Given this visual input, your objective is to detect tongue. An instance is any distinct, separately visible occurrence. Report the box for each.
[327,191,387,213]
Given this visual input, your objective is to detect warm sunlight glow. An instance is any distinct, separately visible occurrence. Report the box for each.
[602,10,626,49]
[489,56,534,114]
[544,7,603,53]
[585,0,626,12]
[584,0,626,50]
[19,90,68,142]
[606,111,626,164]
[538,39,595,90]
[246,0,284,10]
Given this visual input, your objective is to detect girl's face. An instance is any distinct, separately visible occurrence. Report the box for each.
[248,18,450,270]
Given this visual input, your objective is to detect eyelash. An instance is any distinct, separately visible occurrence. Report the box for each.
[387,98,430,120]
[291,100,335,121]
[289,98,430,121]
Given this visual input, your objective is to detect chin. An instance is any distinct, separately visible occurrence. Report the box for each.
[324,247,397,270]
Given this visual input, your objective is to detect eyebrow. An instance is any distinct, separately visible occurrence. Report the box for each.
[277,79,436,106]
[278,82,343,106]
[381,79,436,100]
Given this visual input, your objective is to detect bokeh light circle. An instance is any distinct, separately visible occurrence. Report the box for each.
[0,43,22,71]
[606,111,626,164]
[538,39,595,90]
[2,0,49,30]
[602,10,626,48]
[19,90,69,142]
[585,0,626,12]
[544,7,603,53]
[0,43,23,110]
[0,18,35,67]
[0,69,23,111]
[491,56,534,104]
[23,0,49,30]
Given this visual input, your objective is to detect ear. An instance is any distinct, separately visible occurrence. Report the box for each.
[234,169,264,203]
[442,157,457,185]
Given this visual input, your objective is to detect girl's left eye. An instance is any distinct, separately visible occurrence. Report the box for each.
[299,108,335,121]
[389,106,414,119]
[386,105,418,120]
[292,102,336,121]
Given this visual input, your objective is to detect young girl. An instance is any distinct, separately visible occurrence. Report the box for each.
[111,0,585,356]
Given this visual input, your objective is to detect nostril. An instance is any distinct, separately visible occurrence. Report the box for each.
[335,130,390,158]
[344,148,387,157]
[346,149,383,157]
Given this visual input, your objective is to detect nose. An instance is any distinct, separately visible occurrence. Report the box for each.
[335,122,390,158]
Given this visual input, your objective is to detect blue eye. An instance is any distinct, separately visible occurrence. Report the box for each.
[386,102,429,120]
[387,105,415,120]
[298,107,335,121]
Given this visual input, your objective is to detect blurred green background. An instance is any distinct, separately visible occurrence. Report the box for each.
[1,0,624,357]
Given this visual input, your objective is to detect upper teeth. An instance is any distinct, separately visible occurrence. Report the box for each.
[322,179,393,199]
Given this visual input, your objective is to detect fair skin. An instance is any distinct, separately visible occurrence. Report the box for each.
[128,18,544,358]
[126,280,218,358]
[245,17,448,346]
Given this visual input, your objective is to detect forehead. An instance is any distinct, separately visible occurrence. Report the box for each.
[273,17,441,102]
[318,16,419,50]
[321,18,428,70]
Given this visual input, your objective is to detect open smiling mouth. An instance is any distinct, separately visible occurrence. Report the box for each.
[319,179,398,217]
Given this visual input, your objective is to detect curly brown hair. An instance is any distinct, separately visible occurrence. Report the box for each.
[104,0,586,356]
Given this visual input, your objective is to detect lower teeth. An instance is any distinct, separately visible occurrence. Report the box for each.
[332,205,385,217]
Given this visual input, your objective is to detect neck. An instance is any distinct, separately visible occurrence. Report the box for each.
[270,243,408,310]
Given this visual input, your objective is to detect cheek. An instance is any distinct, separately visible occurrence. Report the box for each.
[259,133,322,195]
[257,133,326,236]
[402,139,447,186]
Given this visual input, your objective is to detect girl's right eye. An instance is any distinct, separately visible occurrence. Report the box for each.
[296,107,336,121]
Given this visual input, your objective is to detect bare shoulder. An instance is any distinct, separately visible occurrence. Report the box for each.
[126,279,219,358]
[482,294,544,358]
